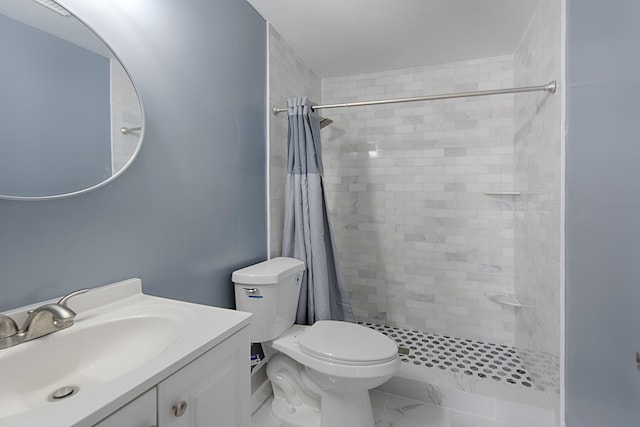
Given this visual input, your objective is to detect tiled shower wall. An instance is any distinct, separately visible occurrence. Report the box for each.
[267,9,561,367]
[268,25,321,258]
[513,0,562,417]
[321,56,519,346]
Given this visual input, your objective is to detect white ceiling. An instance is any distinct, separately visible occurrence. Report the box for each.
[247,0,539,77]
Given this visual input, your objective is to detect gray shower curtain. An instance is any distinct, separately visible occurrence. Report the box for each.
[282,97,355,325]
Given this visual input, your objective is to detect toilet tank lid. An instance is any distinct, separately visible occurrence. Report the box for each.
[232,257,305,285]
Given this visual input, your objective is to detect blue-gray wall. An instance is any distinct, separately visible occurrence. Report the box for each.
[0,14,111,198]
[566,0,640,425]
[0,0,267,311]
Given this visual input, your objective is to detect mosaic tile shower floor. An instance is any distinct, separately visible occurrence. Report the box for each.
[360,322,535,390]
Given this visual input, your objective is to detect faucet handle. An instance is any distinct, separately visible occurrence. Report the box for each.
[58,288,89,308]
[0,315,18,339]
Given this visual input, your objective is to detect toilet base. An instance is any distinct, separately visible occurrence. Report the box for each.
[271,394,321,427]
[271,388,375,427]
[267,353,379,427]
[317,390,374,427]
[268,354,321,427]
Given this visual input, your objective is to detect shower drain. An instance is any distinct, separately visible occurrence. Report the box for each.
[361,322,535,389]
[48,385,79,401]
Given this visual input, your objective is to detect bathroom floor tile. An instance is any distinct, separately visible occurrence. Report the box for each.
[449,410,517,427]
[377,395,450,427]
[252,391,517,427]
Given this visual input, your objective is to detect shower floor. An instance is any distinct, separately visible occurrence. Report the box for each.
[361,322,534,390]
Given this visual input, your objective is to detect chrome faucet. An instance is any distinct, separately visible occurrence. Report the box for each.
[0,289,88,350]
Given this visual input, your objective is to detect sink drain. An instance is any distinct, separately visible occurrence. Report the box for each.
[48,385,79,401]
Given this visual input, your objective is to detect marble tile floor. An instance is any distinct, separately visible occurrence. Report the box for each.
[377,358,555,427]
[252,390,518,427]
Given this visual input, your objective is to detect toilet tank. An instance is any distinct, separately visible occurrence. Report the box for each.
[232,257,305,342]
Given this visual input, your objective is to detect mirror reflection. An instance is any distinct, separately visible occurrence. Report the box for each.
[0,0,143,200]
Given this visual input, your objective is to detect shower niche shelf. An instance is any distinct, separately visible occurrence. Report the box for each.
[484,292,522,307]
[483,192,521,196]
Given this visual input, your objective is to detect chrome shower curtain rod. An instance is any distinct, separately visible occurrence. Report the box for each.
[272,80,557,115]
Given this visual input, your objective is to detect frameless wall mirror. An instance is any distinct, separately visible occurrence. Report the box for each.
[0,0,144,200]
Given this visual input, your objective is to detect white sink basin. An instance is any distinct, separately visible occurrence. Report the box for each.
[0,278,251,427]
[0,315,181,418]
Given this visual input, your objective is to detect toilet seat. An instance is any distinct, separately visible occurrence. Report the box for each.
[299,321,398,365]
[271,324,400,379]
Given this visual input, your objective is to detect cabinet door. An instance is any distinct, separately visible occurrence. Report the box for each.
[158,327,250,427]
[94,387,157,427]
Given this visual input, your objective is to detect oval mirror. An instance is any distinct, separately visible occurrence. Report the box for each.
[0,0,144,200]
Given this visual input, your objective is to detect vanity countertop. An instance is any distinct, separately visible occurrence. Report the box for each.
[0,278,251,427]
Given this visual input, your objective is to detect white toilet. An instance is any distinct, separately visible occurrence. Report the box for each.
[233,257,400,427]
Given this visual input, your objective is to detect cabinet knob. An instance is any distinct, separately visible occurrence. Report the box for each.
[172,400,188,417]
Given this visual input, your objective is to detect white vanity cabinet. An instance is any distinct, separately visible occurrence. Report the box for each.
[94,327,250,427]
[158,327,250,427]
[94,388,157,427]
[0,279,252,427]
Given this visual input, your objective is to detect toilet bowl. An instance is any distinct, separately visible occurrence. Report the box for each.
[232,258,400,427]
[266,322,399,427]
